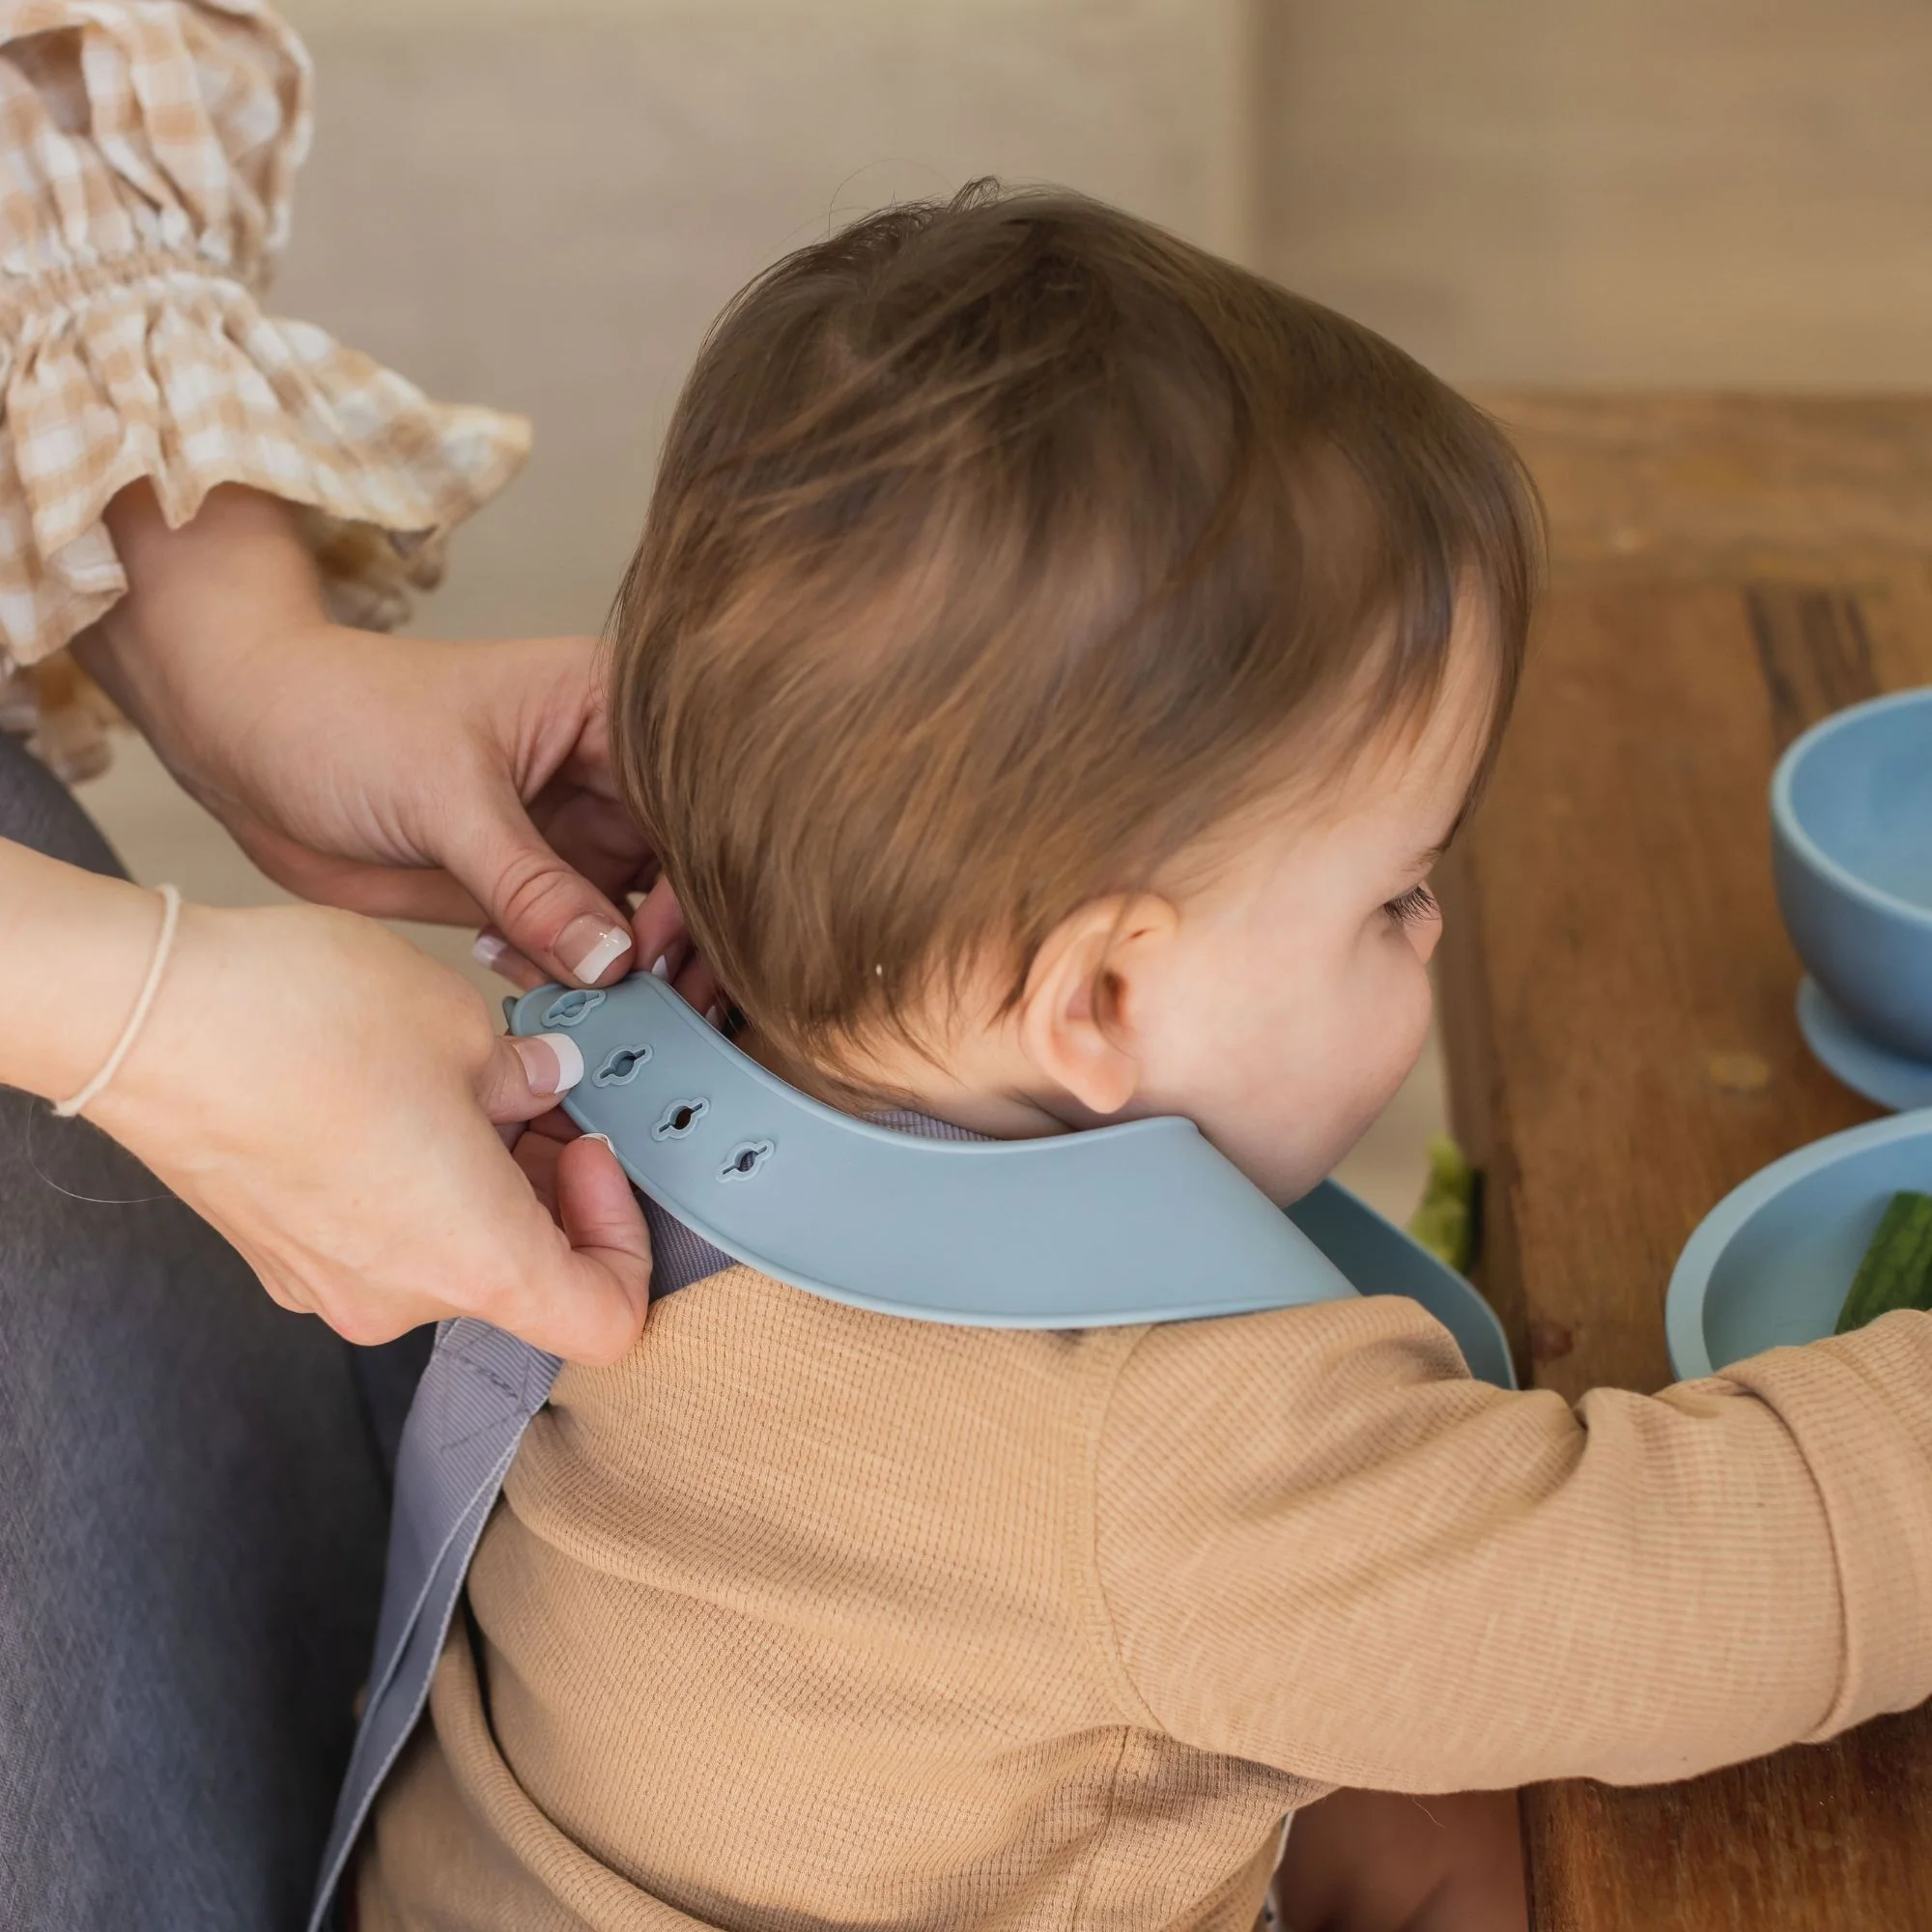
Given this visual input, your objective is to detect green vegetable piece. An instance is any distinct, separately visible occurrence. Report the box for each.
[1407,1134,1476,1275]
[1835,1191,1932,1335]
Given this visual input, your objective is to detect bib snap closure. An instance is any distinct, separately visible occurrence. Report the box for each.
[593,1044,653,1087]
[719,1139,776,1182]
[652,1097,710,1140]
[542,988,607,1028]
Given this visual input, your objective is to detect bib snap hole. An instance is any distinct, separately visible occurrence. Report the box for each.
[652,1097,709,1140]
[541,988,607,1028]
[719,1139,775,1182]
[593,1043,652,1087]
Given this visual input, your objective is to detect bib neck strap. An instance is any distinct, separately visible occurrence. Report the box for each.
[508,975,1517,1388]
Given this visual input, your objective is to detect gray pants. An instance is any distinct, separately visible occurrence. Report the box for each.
[0,733,390,1930]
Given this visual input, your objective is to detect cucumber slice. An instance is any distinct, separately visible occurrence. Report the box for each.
[1835,1191,1932,1334]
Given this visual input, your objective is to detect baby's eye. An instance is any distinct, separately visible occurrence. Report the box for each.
[1382,882,1439,930]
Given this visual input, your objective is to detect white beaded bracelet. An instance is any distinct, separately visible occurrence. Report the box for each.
[52,883,183,1119]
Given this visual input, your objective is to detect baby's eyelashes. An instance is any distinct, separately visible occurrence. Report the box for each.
[1380,881,1439,931]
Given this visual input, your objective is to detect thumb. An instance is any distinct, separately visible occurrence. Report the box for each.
[479,1030,587,1124]
[444,793,636,988]
[518,1135,653,1364]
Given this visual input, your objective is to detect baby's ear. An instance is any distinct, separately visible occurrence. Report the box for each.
[1015,894,1178,1118]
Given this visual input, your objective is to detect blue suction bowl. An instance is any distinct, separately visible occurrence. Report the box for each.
[1666,1109,1932,1378]
[1772,688,1932,1063]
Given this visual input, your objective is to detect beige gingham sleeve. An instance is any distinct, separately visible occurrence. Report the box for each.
[0,0,530,779]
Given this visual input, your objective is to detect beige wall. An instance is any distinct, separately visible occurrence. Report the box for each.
[270,0,1255,640]
[1259,0,1932,385]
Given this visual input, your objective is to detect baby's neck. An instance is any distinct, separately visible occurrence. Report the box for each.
[871,1080,1075,1143]
[741,1020,1085,1145]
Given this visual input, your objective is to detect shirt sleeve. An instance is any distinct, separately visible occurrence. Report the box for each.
[0,0,529,777]
[1092,1293,1932,1794]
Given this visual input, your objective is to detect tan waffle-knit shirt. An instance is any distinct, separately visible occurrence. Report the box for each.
[358,1267,1932,1931]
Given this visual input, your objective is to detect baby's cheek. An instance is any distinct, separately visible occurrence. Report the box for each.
[1277,973,1424,1185]
[1408,903,1446,965]
[1358,952,1434,1105]
[1397,945,1436,1045]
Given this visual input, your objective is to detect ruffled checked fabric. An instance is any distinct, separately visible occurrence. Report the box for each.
[0,0,529,780]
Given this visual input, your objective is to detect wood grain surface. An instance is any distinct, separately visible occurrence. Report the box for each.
[1437,392,1932,1929]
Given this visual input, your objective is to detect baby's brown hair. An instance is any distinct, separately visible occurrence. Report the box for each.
[610,183,1540,1089]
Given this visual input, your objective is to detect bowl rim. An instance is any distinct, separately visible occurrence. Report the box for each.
[1665,1107,1932,1380]
[1771,686,1932,935]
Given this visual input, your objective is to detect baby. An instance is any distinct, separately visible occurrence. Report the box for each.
[356,186,1932,1932]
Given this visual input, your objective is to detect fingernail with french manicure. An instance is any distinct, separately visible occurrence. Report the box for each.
[471,931,508,971]
[510,1031,584,1096]
[649,952,670,980]
[705,1004,724,1030]
[560,914,633,985]
[582,1132,614,1151]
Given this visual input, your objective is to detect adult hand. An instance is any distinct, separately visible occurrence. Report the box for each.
[0,842,654,1360]
[75,482,714,1009]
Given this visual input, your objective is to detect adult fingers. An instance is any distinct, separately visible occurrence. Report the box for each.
[628,873,726,1025]
[520,1106,583,1145]
[527,787,655,902]
[506,1137,652,1364]
[513,1124,565,1219]
[676,953,725,1026]
[556,1134,647,1262]
[230,820,487,925]
[440,781,637,988]
[476,1029,587,1124]
[631,874,690,980]
[469,928,547,990]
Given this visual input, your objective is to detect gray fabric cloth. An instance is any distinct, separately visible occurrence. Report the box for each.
[639,1192,735,1298]
[311,1320,561,1928]
[354,1323,437,1488]
[0,732,389,1932]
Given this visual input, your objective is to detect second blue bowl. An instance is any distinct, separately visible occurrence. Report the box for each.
[1667,1109,1932,1378]
[1773,688,1932,1063]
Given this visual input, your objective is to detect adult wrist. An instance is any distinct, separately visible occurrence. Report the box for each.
[0,841,184,1104]
[73,481,330,781]
[48,884,182,1119]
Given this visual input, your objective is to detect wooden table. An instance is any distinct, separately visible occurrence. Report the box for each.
[1438,393,1932,1930]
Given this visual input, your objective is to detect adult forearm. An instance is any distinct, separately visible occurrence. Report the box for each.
[69,480,663,995]
[73,482,330,805]
[0,838,172,1103]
